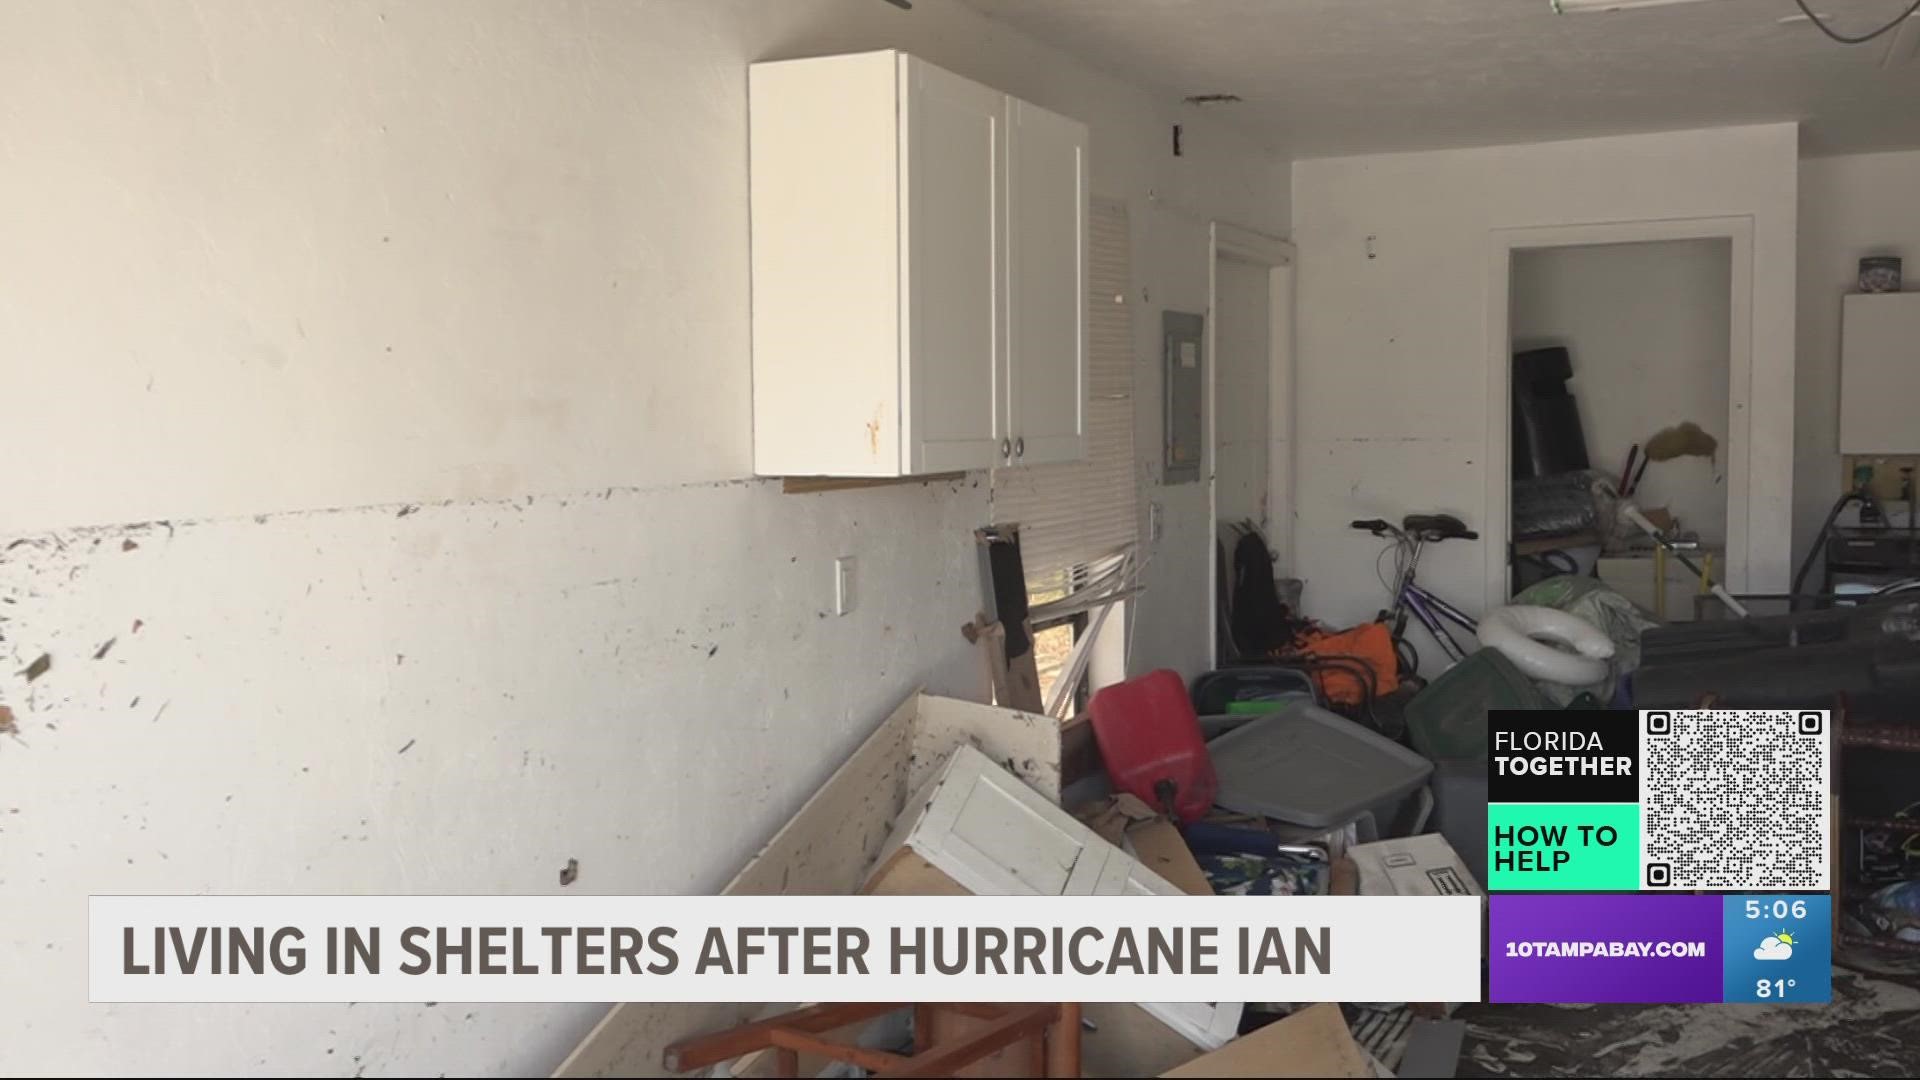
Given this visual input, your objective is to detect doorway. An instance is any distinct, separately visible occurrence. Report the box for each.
[1207,223,1294,666]
[1482,216,1758,614]
[1504,235,1735,619]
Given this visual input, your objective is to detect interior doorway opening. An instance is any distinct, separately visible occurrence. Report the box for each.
[1207,224,1294,668]
[1506,236,1734,621]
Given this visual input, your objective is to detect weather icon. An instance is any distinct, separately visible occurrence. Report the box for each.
[1754,930,1796,961]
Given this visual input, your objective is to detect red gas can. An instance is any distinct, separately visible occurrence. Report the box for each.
[1087,668,1217,823]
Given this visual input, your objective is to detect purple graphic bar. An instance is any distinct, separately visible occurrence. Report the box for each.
[1489,894,1724,1003]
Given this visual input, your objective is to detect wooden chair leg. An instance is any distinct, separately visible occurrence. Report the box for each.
[1046,1003,1082,1078]
[913,1002,933,1053]
[662,1002,900,1073]
[881,1006,1056,1079]
[664,1001,1084,1078]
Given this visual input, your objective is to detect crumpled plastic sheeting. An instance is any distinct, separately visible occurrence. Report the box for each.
[1511,574,1658,706]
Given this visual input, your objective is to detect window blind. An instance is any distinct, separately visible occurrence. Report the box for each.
[992,197,1138,595]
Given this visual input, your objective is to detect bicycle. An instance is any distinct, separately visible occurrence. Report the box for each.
[1350,514,1480,679]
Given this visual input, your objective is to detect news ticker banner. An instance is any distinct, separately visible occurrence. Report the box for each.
[1487,709,1833,1004]
[91,894,1483,1003]
[87,711,1835,1007]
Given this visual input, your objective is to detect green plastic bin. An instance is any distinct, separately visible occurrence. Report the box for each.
[1403,648,1545,761]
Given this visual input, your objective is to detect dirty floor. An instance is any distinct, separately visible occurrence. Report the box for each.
[1458,950,1920,1077]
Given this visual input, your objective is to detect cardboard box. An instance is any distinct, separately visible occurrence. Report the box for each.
[1128,818,1214,898]
[1075,794,1214,898]
[1159,1004,1371,1078]
[1346,833,1483,897]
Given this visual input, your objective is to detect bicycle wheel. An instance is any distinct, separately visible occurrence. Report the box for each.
[1393,633,1421,681]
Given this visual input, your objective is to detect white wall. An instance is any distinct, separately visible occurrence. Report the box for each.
[1511,239,1733,546]
[0,1,1286,1075]
[1214,257,1273,528]
[1289,124,1797,638]
[1796,149,1920,569]
[1126,201,1291,683]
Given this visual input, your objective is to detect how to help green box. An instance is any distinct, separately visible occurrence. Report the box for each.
[1486,710,1642,892]
[1487,803,1639,891]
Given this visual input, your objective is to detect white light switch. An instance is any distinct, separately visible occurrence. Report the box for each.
[834,556,856,616]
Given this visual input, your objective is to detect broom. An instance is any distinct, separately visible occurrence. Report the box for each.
[1619,421,1742,615]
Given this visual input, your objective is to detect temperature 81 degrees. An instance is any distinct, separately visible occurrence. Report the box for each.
[1720,895,1831,1004]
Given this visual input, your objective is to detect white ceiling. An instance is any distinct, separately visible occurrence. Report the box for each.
[961,0,1920,158]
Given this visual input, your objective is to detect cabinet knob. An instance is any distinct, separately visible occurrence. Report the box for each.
[1001,438,1012,461]
[1015,437,1025,459]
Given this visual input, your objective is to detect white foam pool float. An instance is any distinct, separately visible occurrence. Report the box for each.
[1477,604,1614,687]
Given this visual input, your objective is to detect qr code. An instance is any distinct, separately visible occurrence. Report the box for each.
[1640,710,1830,890]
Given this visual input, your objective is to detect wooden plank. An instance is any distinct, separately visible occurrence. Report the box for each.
[1004,637,1045,713]
[977,621,1018,708]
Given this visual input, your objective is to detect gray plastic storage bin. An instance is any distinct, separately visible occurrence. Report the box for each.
[1206,698,1435,829]
[1429,758,1489,886]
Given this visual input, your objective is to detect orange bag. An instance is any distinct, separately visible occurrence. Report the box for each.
[1291,623,1399,706]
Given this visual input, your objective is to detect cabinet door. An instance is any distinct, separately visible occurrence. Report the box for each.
[1840,292,1920,454]
[1006,98,1088,467]
[898,746,1246,1050]
[902,57,1006,473]
[909,744,1118,896]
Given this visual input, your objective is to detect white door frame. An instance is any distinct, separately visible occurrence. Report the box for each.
[1484,216,1755,611]
[1208,222,1296,667]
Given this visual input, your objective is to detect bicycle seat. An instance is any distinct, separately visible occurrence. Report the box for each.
[1403,514,1478,541]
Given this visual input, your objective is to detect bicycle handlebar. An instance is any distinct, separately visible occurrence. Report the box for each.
[1349,518,1478,542]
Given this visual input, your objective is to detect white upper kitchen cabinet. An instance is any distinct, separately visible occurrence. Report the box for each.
[749,51,1088,477]
[1840,292,1920,454]
[1006,98,1089,467]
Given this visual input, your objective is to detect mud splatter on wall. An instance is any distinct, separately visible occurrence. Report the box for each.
[0,479,983,1076]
